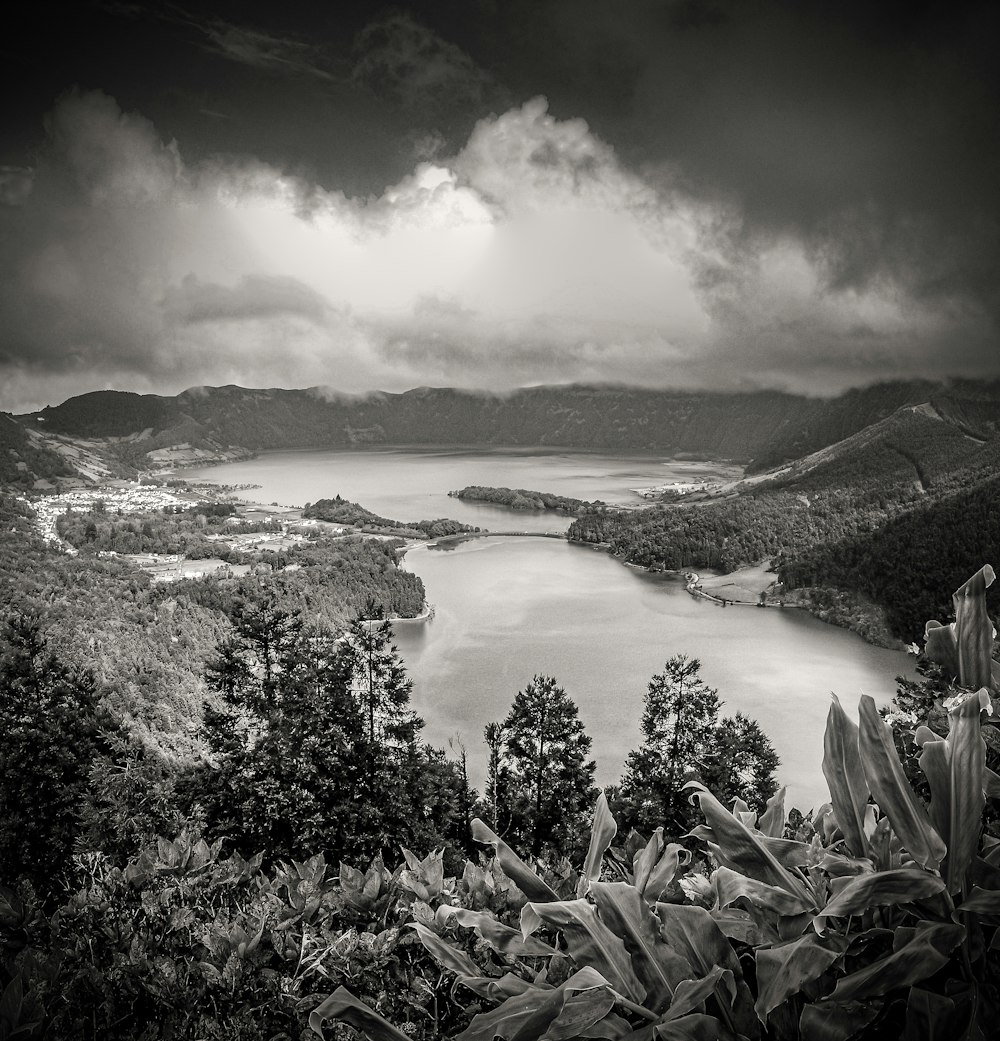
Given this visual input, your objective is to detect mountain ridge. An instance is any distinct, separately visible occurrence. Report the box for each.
[16,379,1000,485]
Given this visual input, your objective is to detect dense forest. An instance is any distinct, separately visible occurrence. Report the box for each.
[0,414,74,488]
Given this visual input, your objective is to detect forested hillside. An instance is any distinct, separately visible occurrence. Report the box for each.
[303,495,476,538]
[0,413,74,487]
[25,379,1000,470]
[569,405,1000,642]
[778,474,1000,638]
[0,495,426,757]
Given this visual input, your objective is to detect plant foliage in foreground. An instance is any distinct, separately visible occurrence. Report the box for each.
[313,567,1000,1041]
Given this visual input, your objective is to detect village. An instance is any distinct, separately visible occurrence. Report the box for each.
[16,480,347,582]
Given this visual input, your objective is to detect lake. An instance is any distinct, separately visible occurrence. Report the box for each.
[185,448,916,812]
[184,446,736,533]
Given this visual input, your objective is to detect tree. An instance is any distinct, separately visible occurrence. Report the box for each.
[616,656,779,837]
[197,596,470,864]
[0,613,115,891]
[197,597,366,861]
[496,676,597,859]
[483,721,512,836]
[339,602,421,764]
[702,712,780,814]
[617,656,721,836]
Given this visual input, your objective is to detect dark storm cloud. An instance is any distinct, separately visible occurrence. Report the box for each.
[1,1,998,410]
[352,10,496,111]
[103,2,341,83]
[177,10,342,84]
[534,0,1000,320]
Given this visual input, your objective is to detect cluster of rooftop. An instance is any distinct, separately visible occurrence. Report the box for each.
[19,484,187,552]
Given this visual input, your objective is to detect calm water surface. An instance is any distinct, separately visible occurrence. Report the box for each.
[185,447,731,533]
[395,538,913,813]
[187,449,915,812]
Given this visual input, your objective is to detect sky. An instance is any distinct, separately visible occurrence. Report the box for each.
[1,0,998,412]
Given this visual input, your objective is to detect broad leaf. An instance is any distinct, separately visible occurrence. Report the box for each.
[957,886,1000,914]
[410,922,481,978]
[822,696,870,857]
[799,1001,880,1041]
[504,970,612,1041]
[709,910,759,945]
[684,783,815,908]
[458,973,540,1003]
[664,967,733,1021]
[924,620,960,683]
[942,688,988,890]
[655,903,757,1040]
[443,905,558,957]
[310,987,413,1041]
[828,922,964,1003]
[919,689,989,892]
[457,969,612,1041]
[589,882,693,1013]
[713,866,813,917]
[528,899,644,1001]
[902,988,957,1041]
[857,696,946,871]
[754,933,846,1020]
[0,974,23,1028]
[631,831,691,904]
[952,565,995,691]
[580,794,618,896]
[654,1014,734,1040]
[819,868,946,920]
[757,787,786,839]
[544,988,617,1041]
[472,818,558,903]
[919,738,951,856]
[456,984,566,1041]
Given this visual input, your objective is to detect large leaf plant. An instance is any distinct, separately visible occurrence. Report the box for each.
[312,567,1000,1041]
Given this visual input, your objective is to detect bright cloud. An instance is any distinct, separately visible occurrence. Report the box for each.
[0,89,991,413]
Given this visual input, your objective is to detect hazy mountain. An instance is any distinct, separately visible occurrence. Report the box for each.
[21,380,1000,481]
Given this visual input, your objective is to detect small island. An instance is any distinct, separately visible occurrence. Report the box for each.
[450,485,605,515]
[303,494,476,538]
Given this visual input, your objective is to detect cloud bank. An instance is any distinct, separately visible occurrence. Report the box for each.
[0,88,995,412]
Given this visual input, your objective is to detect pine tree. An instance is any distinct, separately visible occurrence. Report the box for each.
[617,656,722,836]
[616,656,779,837]
[340,602,421,757]
[483,721,511,835]
[198,597,365,861]
[498,675,597,859]
[198,596,471,863]
[0,613,115,890]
